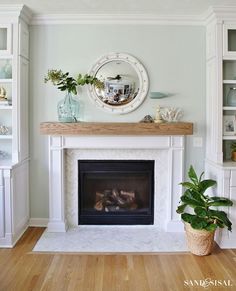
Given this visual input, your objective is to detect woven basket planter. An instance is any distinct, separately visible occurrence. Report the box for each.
[184,222,215,256]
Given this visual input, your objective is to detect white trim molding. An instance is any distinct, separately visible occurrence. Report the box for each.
[0,5,32,24]
[29,218,49,227]
[28,5,236,26]
[31,13,205,26]
[47,135,185,233]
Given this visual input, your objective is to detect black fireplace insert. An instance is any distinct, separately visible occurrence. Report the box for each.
[78,160,154,225]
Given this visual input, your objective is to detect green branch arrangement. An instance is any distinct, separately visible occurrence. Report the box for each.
[44,69,104,95]
[176,165,233,232]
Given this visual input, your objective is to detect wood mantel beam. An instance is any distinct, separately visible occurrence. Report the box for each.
[40,122,193,136]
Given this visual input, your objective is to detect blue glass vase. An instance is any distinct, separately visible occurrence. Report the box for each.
[57,92,80,122]
[226,87,236,106]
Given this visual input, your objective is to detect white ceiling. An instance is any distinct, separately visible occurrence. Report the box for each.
[0,0,236,15]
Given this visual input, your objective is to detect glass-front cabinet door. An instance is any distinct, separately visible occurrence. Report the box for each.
[223,23,236,58]
[0,24,12,55]
[0,24,12,166]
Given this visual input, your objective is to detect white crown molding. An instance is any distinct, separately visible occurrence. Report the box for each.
[20,5,33,24]
[0,5,233,26]
[203,6,236,25]
[0,4,32,24]
[30,13,205,26]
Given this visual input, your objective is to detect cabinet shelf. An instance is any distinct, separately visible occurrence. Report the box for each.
[222,160,236,168]
[223,80,236,84]
[0,105,12,109]
[0,55,13,59]
[0,135,12,139]
[223,135,236,140]
[0,159,12,169]
[0,78,12,83]
[223,106,236,110]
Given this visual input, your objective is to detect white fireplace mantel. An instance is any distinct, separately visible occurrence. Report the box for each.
[46,134,186,233]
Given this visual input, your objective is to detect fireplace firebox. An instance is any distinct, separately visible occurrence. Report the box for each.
[78,160,154,225]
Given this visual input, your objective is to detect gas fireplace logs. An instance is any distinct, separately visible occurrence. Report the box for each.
[94,188,138,212]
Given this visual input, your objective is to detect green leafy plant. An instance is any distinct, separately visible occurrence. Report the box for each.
[176,165,233,232]
[231,141,236,152]
[44,69,104,95]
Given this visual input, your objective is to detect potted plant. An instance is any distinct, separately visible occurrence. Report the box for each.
[231,142,236,161]
[176,165,233,256]
[44,69,104,122]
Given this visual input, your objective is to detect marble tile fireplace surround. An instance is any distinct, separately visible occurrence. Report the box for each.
[63,140,183,231]
[42,122,194,234]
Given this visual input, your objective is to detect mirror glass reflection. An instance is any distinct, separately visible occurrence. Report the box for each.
[95,61,139,106]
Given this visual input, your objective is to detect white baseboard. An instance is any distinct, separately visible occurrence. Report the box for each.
[218,240,236,248]
[0,222,28,248]
[29,218,48,227]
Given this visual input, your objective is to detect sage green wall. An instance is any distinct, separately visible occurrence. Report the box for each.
[29,24,205,219]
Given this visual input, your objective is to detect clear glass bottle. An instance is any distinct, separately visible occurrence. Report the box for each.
[57,92,80,122]
[226,87,236,106]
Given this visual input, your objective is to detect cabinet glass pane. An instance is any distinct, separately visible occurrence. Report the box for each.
[0,110,12,128]
[228,29,236,52]
[223,140,233,161]
[223,60,236,80]
[0,59,12,79]
[0,140,11,161]
[0,28,7,50]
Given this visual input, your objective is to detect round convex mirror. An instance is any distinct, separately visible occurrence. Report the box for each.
[88,53,149,114]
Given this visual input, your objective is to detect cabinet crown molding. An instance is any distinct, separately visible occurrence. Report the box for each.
[204,6,236,24]
[0,5,32,24]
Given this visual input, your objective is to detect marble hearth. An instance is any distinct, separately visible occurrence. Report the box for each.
[46,134,186,233]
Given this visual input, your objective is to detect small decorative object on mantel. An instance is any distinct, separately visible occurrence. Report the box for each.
[139,115,154,123]
[160,107,183,122]
[154,105,164,123]
[44,69,103,122]
[149,92,169,99]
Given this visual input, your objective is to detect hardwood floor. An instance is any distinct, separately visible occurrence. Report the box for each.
[0,228,235,291]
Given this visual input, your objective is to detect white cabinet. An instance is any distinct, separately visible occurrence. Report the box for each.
[206,13,236,248]
[0,6,30,247]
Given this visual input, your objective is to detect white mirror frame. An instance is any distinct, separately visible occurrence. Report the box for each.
[88,52,149,114]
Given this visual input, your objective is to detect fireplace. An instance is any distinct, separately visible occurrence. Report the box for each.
[78,160,154,225]
[45,135,185,233]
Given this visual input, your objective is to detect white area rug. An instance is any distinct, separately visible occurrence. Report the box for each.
[33,226,187,253]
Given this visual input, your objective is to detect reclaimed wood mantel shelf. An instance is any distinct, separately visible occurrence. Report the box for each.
[40,122,193,136]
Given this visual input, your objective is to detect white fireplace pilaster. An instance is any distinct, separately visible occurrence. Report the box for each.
[47,135,185,232]
[47,136,67,232]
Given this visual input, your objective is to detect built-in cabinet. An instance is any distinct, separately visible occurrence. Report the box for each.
[206,11,236,248]
[0,6,30,247]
